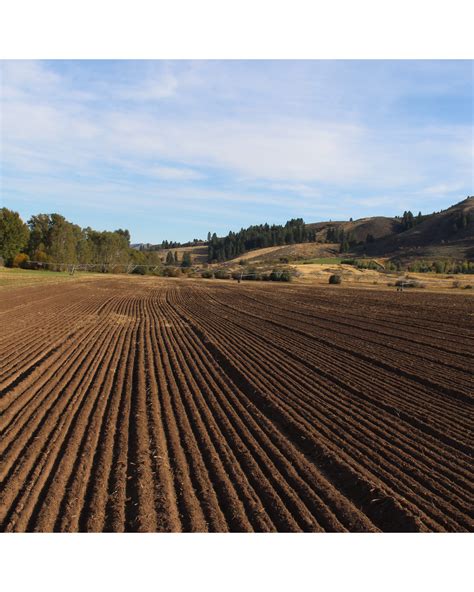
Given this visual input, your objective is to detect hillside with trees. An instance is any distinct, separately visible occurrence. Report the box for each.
[207,218,317,262]
[205,197,473,263]
[1,197,472,273]
[359,197,474,261]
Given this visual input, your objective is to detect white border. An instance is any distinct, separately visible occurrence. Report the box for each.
[1,533,472,592]
[1,2,472,590]
[0,0,474,58]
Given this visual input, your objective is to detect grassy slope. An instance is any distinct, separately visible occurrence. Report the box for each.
[227,242,341,264]
[306,216,399,244]
[0,267,96,289]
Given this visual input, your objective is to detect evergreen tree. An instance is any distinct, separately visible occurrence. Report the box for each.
[326,227,337,242]
[166,251,174,265]
[339,239,350,253]
[181,251,192,267]
[206,218,309,262]
[401,210,415,231]
[347,231,357,247]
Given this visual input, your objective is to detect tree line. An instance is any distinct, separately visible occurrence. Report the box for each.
[0,208,194,272]
[207,218,318,262]
[206,209,437,263]
[139,238,205,251]
[4,205,470,270]
[0,209,133,269]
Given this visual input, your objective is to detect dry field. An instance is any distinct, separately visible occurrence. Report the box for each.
[228,242,340,263]
[292,262,474,290]
[0,275,473,532]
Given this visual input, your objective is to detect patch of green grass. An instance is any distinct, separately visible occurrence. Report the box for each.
[299,257,344,265]
[1,268,69,278]
[0,267,94,288]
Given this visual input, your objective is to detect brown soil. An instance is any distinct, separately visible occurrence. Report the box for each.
[1,276,473,532]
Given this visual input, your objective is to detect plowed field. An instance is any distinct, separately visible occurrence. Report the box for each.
[1,277,472,532]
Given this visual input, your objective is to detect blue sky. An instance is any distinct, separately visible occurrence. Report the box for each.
[1,60,472,243]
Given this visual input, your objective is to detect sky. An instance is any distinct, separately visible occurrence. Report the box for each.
[0,60,473,243]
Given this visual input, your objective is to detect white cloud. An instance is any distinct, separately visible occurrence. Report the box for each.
[116,73,179,101]
[147,165,204,180]
[86,113,470,190]
[0,60,60,99]
[0,60,95,103]
[2,60,472,224]
[3,85,470,189]
[417,182,466,196]
[267,182,322,197]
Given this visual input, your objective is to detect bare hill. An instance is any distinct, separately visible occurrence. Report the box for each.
[306,216,399,243]
[360,197,474,261]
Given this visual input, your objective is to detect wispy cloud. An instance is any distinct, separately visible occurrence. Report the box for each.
[1,60,472,242]
[146,165,204,180]
[416,182,466,196]
[115,71,179,102]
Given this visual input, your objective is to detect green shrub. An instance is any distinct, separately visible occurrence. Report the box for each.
[241,267,260,280]
[329,274,342,284]
[395,279,425,288]
[214,269,231,279]
[163,267,181,277]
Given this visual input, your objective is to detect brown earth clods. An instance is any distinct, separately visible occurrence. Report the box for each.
[0,277,473,532]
